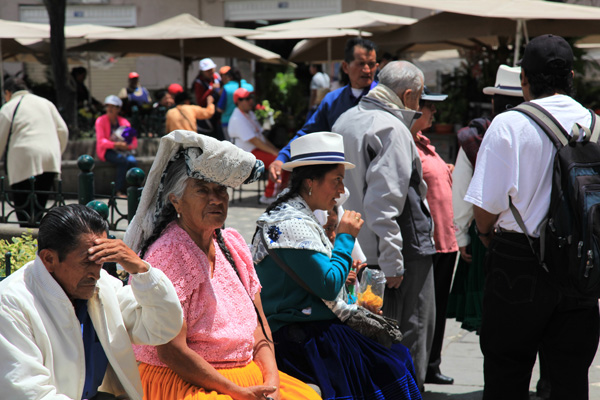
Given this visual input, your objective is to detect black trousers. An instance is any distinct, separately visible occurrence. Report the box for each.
[10,172,56,227]
[427,251,457,373]
[480,231,599,400]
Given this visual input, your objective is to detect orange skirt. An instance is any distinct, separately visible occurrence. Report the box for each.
[138,361,321,400]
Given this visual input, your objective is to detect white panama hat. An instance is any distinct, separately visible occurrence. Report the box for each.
[282,132,355,171]
[483,65,524,97]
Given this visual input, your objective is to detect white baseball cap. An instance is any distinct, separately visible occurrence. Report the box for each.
[104,95,122,107]
[199,58,217,72]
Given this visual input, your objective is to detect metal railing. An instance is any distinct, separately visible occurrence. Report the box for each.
[0,155,145,231]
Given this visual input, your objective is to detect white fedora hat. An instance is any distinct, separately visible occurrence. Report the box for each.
[483,65,523,97]
[282,132,355,171]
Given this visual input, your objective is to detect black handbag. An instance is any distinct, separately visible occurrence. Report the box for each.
[260,235,403,348]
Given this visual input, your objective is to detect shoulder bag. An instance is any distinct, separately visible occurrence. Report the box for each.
[260,234,403,348]
[3,96,25,175]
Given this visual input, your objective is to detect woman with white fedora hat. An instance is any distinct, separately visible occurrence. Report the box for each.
[252,132,421,400]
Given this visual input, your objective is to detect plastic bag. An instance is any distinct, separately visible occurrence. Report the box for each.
[357,268,386,310]
[346,278,360,305]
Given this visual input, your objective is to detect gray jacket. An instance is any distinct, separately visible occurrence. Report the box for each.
[332,95,436,277]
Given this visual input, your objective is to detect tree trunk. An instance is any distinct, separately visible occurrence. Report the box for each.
[43,0,78,138]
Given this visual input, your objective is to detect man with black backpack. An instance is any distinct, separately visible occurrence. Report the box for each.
[465,34,600,400]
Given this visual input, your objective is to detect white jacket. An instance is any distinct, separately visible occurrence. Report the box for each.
[0,90,68,185]
[0,257,183,400]
[452,148,475,247]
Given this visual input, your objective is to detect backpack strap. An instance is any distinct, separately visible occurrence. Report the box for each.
[508,197,550,273]
[260,233,318,297]
[513,102,569,149]
[588,110,600,143]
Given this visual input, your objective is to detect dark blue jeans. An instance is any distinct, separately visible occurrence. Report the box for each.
[480,231,599,400]
[104,150,137,192]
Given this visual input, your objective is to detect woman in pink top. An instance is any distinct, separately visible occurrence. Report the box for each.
[127,131,320,400]
[410,87,458,386]
[95,95,138,196]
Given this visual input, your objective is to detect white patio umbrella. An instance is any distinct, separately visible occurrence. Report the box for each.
[258,10,416,34]
[248,28,371,70]
[70,14,282,87]
[370,0,600,63]
[16,24,127,101]
[0,19,49,93]
[256,10,415,67]
[248,28,370,40]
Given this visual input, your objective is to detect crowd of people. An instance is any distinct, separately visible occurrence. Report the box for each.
[0,33,598,400]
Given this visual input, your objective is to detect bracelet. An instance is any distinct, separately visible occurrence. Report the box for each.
[476,226,493,238]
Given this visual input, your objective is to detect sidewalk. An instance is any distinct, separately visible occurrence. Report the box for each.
[226,181,600,400]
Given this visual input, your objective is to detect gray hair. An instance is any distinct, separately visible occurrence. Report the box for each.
[378,61,424,97]
[138,156,189,259]
[161,156,189,206]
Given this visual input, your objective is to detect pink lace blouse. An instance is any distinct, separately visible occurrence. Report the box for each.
[133,222,261,368]
[415,133,459,253]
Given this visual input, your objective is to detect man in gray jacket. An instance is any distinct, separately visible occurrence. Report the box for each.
[332,61,436,389]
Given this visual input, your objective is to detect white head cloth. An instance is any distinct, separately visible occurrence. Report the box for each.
[124,130,260,254]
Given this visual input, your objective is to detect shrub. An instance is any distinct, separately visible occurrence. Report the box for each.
[0,232,37,277]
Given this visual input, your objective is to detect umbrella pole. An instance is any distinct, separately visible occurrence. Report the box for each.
[86,41,92,107]
[523,20,530,45]
[180,39,186,89]
[514,19,523,66]
[327,38,333,79]
[0,40,4,105]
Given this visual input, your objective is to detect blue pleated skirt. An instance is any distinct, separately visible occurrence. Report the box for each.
[272,319,422,400]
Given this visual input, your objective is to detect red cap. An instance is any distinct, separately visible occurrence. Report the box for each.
[128,71,139,79]
[167,83,184,95]
[233,88,252,104]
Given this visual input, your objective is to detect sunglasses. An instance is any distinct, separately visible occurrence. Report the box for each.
[239,96,254,102]
[419,100,435,109]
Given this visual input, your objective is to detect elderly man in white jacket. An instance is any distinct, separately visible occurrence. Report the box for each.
[0,77,68,227]
[0,204,183,400]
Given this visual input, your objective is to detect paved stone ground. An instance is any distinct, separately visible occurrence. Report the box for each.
[226,181,600,400]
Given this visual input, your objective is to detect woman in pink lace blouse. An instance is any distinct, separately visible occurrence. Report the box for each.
[409,87,458,386]
[124,130,320,400]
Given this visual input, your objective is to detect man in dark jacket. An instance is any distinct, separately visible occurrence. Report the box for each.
[268,37,378,184]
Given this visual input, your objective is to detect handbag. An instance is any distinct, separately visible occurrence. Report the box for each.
[260,234,403,348]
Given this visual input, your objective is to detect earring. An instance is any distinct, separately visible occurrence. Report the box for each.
[177,212,181,219]
[309,187,312,196]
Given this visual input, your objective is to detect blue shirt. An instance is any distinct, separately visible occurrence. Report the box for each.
[276,81,378,163]
[217,79,254,126]
[74,300,108,400]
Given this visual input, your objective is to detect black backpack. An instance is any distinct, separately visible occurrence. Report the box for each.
[511,102,600,298]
